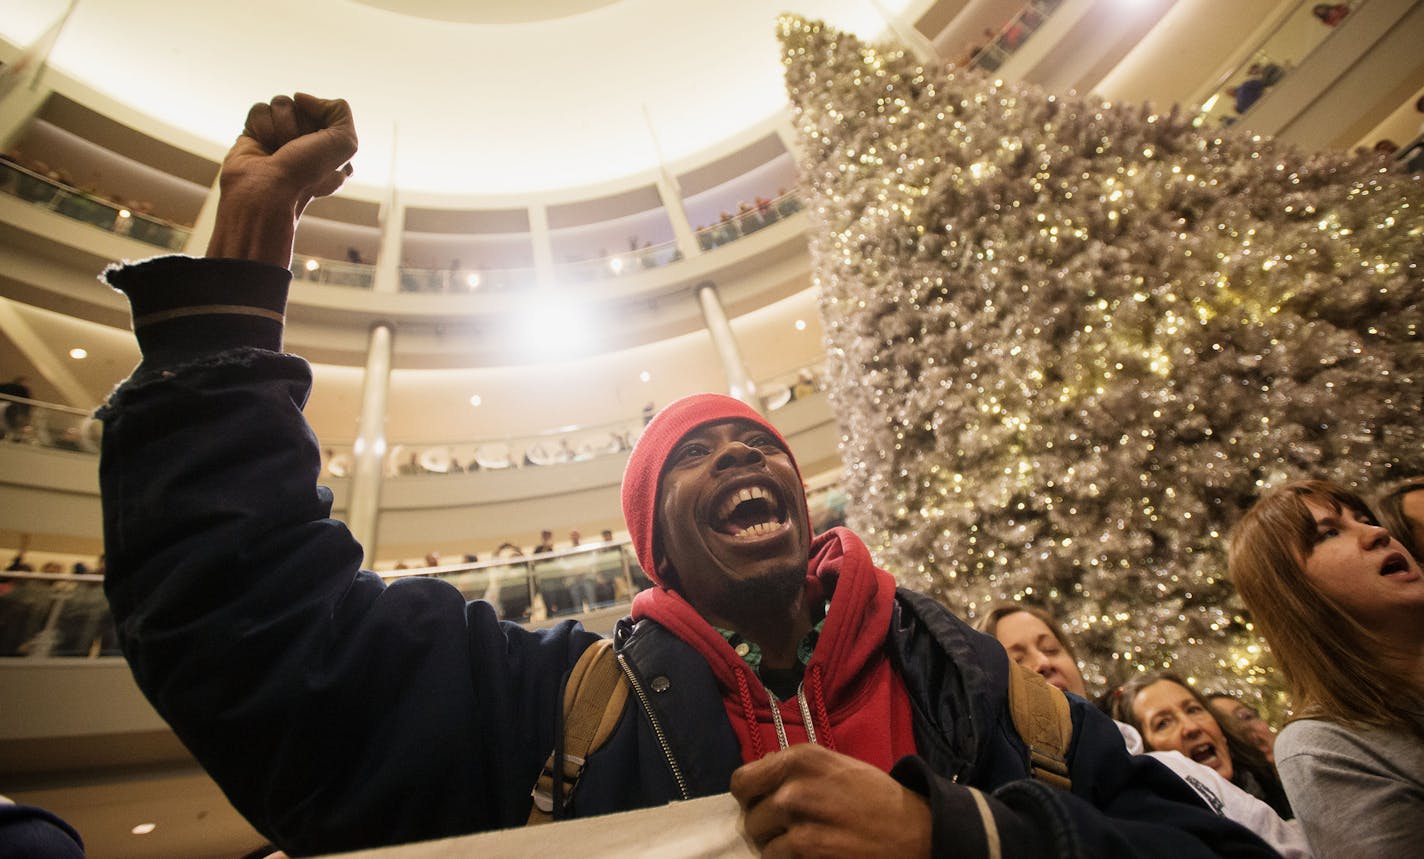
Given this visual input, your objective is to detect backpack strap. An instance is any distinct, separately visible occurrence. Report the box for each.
[1006,661,1073,791]
[527,638,630,825]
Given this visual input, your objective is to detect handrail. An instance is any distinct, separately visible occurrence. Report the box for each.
[0,158,192,250]
[0,541,653,658]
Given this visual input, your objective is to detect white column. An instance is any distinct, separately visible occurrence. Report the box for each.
[373,192,405,294]
[655,170,700,259]
[0,83,51,152]
[695,281,760,411]
[529,203,554,286]
[347,322,394,565]
[182,174,222,256]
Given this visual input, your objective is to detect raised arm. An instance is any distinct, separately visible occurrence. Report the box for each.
[207,93,356,265]
[99,96,596,856]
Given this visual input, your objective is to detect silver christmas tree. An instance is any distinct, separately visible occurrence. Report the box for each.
[780,16,1424,702]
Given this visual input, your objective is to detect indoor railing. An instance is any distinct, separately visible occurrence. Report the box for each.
[0,158,191,251]
[2,360,828,466]
[0,541,654,659]
[962,0,1066,72]
[1197,0,1366,126]
[0,394,99,451]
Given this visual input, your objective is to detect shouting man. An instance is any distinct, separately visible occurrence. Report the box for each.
[98,94,1277,858]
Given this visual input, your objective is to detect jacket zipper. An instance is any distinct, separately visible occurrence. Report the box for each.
[617,652,690,800]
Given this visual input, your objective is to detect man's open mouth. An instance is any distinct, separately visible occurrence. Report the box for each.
[712,483,788,538]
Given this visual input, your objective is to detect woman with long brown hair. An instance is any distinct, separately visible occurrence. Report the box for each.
[1229,479,1424,859]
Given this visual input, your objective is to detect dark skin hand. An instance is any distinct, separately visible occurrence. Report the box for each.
[731,744,932,859]
[207,93,358,267]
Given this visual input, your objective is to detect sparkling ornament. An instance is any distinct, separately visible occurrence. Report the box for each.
[779,16,1424,709]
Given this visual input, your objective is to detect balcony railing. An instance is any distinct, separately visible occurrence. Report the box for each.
[0,358,829,472]
[694,189,803,252]
[292,253,376,289]
[0,394,99,452]
[963,0,1066,72]
[1197,0,1365,126]
[0,542,653,658]
[0,158,191,251]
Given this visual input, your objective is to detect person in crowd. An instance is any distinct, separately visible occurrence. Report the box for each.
[533,529,555,554]
[1206,694,1278,766]
[1113,672,1293,819]
[1229,479,1424,859]
[94,93,1281,858]
[982,605,1308,857]
[492,541,524,558]
[600,529,614,543]
[1374,475,1424,560]
[0,375,32,439]
[1312,4,1350,27]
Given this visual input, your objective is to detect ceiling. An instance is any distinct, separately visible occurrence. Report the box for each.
[2,0,924,197]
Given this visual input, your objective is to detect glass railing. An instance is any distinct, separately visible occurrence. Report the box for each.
[555,237,684,283]
[757,360,829,413]
[326,359,830,479]
[695,189,804,252]
[963,0,1066,72]
[1197,0,1365,126]
[0,542,655,657]
[292,254,376,289]
[2,356,831,472]
[398,264,540,294]
[0,394,100,452]
[326,413,646,478]
[0,158,191,251]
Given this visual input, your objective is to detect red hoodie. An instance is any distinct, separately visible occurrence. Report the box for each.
[631,527,918,768]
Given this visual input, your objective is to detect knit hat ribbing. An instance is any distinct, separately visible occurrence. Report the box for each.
[620,393,804,586]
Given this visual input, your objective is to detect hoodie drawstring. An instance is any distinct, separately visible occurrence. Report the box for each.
[735,667,768,760]
[809,663,836,751]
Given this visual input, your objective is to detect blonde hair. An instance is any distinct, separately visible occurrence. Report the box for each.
[1229,479,1424,737]
[1375,476,1424,561]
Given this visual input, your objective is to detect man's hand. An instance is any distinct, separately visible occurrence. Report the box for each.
[207,93,357,266]
[730,744,932,859]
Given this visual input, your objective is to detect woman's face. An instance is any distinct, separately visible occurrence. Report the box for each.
[992,611,1086,696]
[1208,697,1276,766]
[1301,501,1424,633]
[1134,680,1233,780]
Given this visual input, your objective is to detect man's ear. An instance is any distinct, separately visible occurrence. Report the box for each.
[656,557,678,589]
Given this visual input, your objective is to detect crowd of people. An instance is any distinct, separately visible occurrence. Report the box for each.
[695,188,803,250]
[980,474,1424,858]
[9,92,1423,859]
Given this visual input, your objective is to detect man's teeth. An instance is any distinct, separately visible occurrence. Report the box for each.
[720,485,778,520]
[730,521,782,538]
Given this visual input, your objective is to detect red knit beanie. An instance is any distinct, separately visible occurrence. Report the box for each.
[621,393,806,586]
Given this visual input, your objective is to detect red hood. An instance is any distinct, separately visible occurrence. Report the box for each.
[630,526,914,765]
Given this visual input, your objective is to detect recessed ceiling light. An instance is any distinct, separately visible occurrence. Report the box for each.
[131,823,156,835]
[639,371,651,383]
[305,259,320,272]
[469,394,482,407]
[466,273,481,288]
[118,209,131,219]
[794,319,807,331]
[69,348,88,360]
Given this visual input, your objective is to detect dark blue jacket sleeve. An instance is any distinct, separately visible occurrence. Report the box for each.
[98,256,601,856]
[894,700,1281,858]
